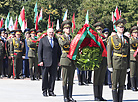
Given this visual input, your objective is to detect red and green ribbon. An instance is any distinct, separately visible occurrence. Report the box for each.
[67,24,107,60]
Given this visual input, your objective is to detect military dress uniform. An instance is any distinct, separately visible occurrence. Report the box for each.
[107,19,130,102]
[6,30,15,78]
[27,29,38,80]
[0,37,5,78]
[10,29,25,79]
[55,29,63,80]
[93,22,107,101]
[129,26,138,91]
[58,20,76,102]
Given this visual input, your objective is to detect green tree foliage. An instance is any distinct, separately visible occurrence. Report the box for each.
[1,0,138,32]
[76,0,138,33]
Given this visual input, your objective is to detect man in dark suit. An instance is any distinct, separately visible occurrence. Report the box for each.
[38,28,61,97]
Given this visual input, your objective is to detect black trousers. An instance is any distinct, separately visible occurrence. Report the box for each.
[41,64,57,93]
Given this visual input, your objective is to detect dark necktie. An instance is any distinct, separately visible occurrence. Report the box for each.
[50,38,53,48]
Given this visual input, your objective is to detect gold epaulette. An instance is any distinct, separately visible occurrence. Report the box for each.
[111,35,121,50]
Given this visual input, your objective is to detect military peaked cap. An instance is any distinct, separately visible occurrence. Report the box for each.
[114,18,126,27]
[61,20,72,30]
[93,22,104,30]
[130,26,138,34]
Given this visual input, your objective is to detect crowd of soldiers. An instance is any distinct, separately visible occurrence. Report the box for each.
[0,28,43,80]
[0,18,138,102]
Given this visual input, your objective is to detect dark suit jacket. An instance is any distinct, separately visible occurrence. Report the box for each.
[38,36,61,67]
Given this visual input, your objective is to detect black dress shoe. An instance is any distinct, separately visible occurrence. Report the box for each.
[88,81,93,84]
[43,92,48,97]
[68,97,76,102]
[49,92,56,96]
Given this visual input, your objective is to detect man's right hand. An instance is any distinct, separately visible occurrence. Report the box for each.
[39,62,43,66]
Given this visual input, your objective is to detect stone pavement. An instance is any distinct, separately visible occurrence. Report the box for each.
[0,73,138,102]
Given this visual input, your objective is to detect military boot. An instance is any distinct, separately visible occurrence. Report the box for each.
[93,85,100,101]
[118,90,123,102]
[131,77,137,91]
[68,85,76,102]
[99,85,107,101]
[63,85,69,102]
[112,90,118,102]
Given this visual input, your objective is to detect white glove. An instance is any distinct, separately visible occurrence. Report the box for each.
[22,56,25,59]
[127,68,130,72]
[108,68,113,72]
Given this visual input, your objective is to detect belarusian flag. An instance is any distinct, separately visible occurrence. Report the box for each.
[72,13,75,33]
[18,6,25,32]
[8,17,13,31]
[0,18,3,28]
[112,12,116,31]
[115,6,120,20]
[5,12,10,30]
[13,16,18,30]
[38,8,42,23]
[34,2,37,23]
[47,15,51,29]
[85,10,89,24]
[35,12,38,30]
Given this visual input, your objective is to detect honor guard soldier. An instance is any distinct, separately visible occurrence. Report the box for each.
[27,28,39,80]
[55,29,63,81]
[0,28,6,78]
[129,26,138,91]
[6,30,15,78]
[107,18,130,102]
[58,20,76,102]
[10,29,25,79]
[93,22,107,101]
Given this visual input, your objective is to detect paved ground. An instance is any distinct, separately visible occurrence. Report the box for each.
[0,72,138,102]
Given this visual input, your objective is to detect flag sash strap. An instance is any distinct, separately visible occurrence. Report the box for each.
[67,24,104,60]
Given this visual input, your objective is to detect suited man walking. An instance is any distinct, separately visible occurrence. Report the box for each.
[38,28,61,97]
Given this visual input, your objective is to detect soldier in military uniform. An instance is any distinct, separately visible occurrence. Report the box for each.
[27,29,39,80]
[58,20,76,102]
[6,30,15,78]
[0,28,6,78]
[55,29,63,80]
[129,26,138,91]
[93,22,107,101]
[107,18,130,102]
[10,29,25,79]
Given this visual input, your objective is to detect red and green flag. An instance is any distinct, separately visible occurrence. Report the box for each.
[112,6,121,32]
[72,13,75,33]
[0,18,3,28]
[13,16,18,30]
[18,6,26,32]
[38,8,42,23]
[67,24,107,60]
[47,15,51,29]
[35,12,38,30]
